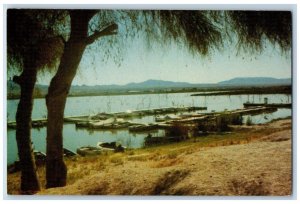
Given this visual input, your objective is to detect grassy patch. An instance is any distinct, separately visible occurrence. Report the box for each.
[127,153,149,162]
[150,157,183,168]
[7,119,291,195]
[246,116,253,126]
[151,169,190,195]
[109,154,124,166]
[229,179,270,195]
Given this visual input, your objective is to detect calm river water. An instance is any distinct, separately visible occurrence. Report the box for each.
[7,92,291,164]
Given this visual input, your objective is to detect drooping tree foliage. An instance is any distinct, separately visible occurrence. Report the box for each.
[7,9,65,194]
[227,11,291,52]
[7,9,291,191]
[7,9,66,71]
[153,11,223,55]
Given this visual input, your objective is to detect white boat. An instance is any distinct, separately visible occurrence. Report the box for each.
[89,118,115,127]
[89,118,130,129]
[128,123,158,132]
[76,146,102,156]
[155,115,178,122]
[97,142,126,152]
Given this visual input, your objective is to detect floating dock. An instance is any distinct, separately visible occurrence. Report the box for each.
[7,106,279,132]
[68,106,207,122]
[8,107,207,129]
[118,106,278,133]
[7,118,47,129]
[243,103,292,108]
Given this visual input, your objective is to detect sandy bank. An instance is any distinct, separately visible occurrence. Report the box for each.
[36,119,292,196]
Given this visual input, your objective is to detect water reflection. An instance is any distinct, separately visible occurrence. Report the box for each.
[7,93,291,164]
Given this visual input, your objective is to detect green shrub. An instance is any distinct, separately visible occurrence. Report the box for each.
[216,114,231,132]
[165,123,190,142]
[246,116,253,126]
[231,114,243,125]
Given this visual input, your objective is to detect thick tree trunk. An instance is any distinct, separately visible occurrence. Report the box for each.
[45,11,110,188]
[14,62,40,194]
[45,39,86,188]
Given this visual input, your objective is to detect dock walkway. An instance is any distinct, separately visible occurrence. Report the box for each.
[7,106,278,131]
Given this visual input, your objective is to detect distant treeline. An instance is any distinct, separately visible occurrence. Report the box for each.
[190,86,292,96]
[7,84,292,100]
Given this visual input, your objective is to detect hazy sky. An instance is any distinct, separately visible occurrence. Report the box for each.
[33,28,291,86]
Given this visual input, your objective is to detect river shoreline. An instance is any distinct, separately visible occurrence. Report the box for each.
[7,118,292,195]
[7,85,291,100]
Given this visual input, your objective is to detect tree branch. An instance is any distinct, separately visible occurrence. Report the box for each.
[85,23,118,45]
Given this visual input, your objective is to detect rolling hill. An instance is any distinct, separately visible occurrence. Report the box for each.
[7,77,291,99]
[218,77,291,86]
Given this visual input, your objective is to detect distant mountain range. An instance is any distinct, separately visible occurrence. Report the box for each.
[7,77,291,98]
[125,79,193,88]
[218,77,291,86]
[74,77,291,89]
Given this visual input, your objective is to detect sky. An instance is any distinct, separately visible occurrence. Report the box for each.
[34,36,291,86]
[65,37,291,86]
[7,11,292,86]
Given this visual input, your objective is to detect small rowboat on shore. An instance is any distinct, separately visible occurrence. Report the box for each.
[76,146,102,156]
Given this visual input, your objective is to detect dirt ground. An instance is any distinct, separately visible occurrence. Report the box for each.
[8,119,292,196]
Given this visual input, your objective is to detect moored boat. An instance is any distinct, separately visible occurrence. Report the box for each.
[97,142,126,152]
[76,146,102,156]
[63,148,77,157]
[128,123,158,133]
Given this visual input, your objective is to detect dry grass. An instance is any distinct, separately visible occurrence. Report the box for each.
[150,158,183,168]
[127,153,149,161]
[109,154,124,165]
[151,169,190,195]
[150,153,183,168]
[7,119,292,196]
[228,178,271,195]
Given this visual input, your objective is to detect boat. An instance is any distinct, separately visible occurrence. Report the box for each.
[34,150,46,165]
[8,151,47,173]
[128,123,158,133]
[31,120,47,128]
[155,115,178,122]
[96,142,115,151]
[89,118,115,127]
[76,146,102,156]
[89,118,130,130]
[63,148,77,157]
[97,142,126,152]
[64,116,90,123]
[34,150,46,159]
[91,112,113,120]
[7,120,47,129]
[75,121,90,128]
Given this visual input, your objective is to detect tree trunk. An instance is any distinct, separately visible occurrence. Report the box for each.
[45,11,102,188]
[45,40,86,188]
[14,61,40,194]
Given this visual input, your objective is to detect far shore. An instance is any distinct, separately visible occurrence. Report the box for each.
[7,85,292,100]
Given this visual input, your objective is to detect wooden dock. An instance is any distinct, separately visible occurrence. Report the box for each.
[168,106,277,123]
[7,106,207,129]
[7,106,278,131]
[64,106,207,122]
[7,118,47,129]
[243,103,292,108]
[128,106,278,133]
